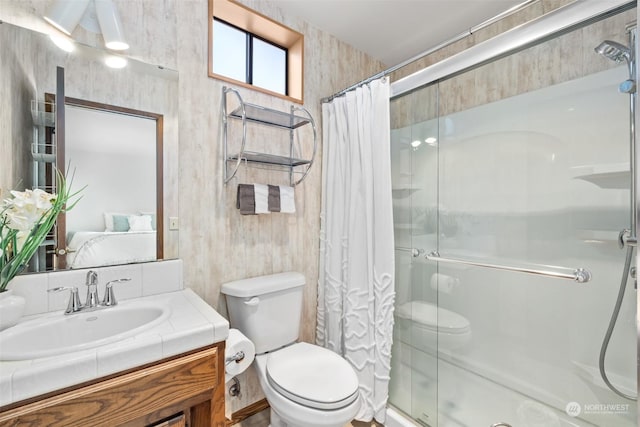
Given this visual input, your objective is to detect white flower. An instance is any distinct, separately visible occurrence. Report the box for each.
[3,189,56,232]
[1,170,77,293]
[8,189,56,210]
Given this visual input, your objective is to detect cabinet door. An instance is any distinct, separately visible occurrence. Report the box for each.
[0,345,222,427]
[148,413,185,427]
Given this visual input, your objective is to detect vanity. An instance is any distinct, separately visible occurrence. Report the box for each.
[0,344,225,427]
[0,261,229,427]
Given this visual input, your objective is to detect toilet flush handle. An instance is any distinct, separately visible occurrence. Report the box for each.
[244,297,259,306]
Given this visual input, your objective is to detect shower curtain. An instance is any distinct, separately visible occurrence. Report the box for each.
[317,77,395,422]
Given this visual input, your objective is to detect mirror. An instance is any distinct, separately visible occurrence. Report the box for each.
[0,20,179,272]
[61,100,162,270]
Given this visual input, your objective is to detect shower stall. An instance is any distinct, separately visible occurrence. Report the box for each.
[388,2,638,426]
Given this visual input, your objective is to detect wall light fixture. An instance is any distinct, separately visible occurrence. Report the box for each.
[44,0,129,51]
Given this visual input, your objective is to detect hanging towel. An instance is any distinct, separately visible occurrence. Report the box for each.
[268,185,281,212]
[254,184,270,214]
[236,184,255,215]
[279,186,296,213]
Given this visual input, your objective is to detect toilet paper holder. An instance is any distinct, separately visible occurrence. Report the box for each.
[226,350,246,365]
[224,328,255,386]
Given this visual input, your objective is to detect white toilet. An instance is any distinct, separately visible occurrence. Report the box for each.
[222,272,360,427]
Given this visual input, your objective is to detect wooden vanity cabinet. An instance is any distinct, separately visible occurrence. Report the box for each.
[0,342,226,427]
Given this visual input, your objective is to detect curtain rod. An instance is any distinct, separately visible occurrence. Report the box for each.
[320,0,538,104]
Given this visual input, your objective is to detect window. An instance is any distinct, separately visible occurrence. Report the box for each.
[252,37,287,95]
[213,19,287,95]
[209,0,304,103]
[212,19,246,84]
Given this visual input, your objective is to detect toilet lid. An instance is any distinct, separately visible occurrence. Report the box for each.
[266,342,359,410]
[395,301,470,334]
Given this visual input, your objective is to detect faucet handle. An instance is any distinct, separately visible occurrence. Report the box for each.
[102,278,132,306]
[48,286,82,314]
[85,270,98,286]
[84,270,100,308]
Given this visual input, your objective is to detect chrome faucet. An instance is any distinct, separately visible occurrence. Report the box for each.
[48,271,131,315]
[85,270,100,308]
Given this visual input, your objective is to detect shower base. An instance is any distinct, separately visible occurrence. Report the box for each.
[387,343,635,427]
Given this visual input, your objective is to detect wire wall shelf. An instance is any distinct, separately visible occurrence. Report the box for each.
[221,86,317,186]
[30,100,56,127]
[31,143,57,163]
[228,103,311,129]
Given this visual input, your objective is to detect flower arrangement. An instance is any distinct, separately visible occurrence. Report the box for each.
[0,170,81,292]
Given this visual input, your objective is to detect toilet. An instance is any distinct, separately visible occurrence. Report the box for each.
[394,300,472,353]
[221,272,360,427]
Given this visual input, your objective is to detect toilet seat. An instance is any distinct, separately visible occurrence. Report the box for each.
[266,342,360,410]
[395,301,470,334]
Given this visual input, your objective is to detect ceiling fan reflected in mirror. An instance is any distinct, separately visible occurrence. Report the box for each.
[44,0,129,51]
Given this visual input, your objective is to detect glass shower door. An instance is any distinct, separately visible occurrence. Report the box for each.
[390,84,440,425]
[389,6,637,427]
[433,10,637,427]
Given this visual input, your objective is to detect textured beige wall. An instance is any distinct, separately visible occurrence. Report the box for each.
[438,7,636,117]
[0,0,384,413]
[174,0,385,412]
[391,1,635,127]
[0,22,35,198]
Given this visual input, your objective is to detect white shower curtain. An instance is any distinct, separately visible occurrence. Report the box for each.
[317,77,395,422]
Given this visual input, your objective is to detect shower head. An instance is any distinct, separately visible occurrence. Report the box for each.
[595,40,632,63]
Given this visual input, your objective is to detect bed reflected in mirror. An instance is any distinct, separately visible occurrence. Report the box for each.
[0,20,179,274]
[62,100,163,269]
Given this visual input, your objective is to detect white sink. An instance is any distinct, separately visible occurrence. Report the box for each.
[0,304,170,361]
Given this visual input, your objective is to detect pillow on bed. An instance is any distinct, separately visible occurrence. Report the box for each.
[138,211,157,230]
[128,214,153,232]
[112,215,130,232]
[104,212,134,232]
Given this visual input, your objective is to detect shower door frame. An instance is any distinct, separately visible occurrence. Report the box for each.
[636,5,640,418]
[388,0,640,417]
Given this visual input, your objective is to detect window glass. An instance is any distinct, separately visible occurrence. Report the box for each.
[212,19,247,83]
[209,1,303,102]
[252,38,287,95]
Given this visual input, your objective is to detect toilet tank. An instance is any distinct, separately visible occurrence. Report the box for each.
[221,272,305,354]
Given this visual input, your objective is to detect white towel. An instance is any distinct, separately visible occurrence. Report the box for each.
[254,184,270,214]
[279,186,295,213]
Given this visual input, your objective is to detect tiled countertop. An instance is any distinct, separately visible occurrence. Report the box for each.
[0,288,229,407]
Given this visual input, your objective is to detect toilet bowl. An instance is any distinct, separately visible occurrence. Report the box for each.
[395,301,471,353]
[221,272,361,427]
[255,342,360,427]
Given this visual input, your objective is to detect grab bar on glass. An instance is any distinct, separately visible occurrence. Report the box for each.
[395,246,425,257]
[425,251,592,283]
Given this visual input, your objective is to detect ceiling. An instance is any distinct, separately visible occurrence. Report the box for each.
[270,0,527,66]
